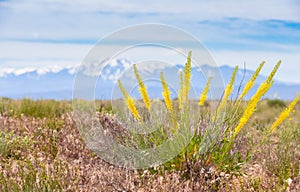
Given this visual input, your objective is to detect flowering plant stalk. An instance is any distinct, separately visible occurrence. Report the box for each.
[199,77,212,106]
[118,80,141,121]
[117,53,297,174]
[134,64,151,111]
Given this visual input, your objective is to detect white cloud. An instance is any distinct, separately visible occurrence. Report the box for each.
[0,41,90,59]
[2,0,299,21]
[0,68,14,77]
[1,0,299,40]
[0,67,35,77]
[212,49,300,83]
[0,0,300,83]
[0,63,80,77]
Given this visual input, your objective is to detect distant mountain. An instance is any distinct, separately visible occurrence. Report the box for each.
[0,69,75,99]
[0,59,299,100]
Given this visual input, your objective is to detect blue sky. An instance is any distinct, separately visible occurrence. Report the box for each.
[0,0,300,82]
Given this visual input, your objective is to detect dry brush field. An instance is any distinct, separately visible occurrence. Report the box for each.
[0,98,299,191]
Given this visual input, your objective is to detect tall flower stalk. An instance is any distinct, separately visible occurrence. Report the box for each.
[160,72,173,114]
[269,95,300,133]
[218,66,238,112]
[239,61,265,100]
[266,60,281,83]
[118,80,141,121]
[133,64,151,111]
[178,70,184,110]
[232,61,281,139]
[232,81,273,138]
[199,77,212,106]
[182,52,192,106]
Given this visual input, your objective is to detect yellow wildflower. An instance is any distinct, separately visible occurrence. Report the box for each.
[125,97,141,121]
[133,64,151,110]
[199,77,212,106]
[118,80,129,98]
[218,66,238,111]
[233,81,273,137]
[160,72,173,114]
[139,86,151,109]
[239,61,265,99]
[232,60,281,137]
[266,60,281,83]
[183,51,192,103]
[269,95,300,133]
[118,80,141,121]
[178,70,184,109]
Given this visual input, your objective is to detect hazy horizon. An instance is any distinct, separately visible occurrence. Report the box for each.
[1,0,300,87]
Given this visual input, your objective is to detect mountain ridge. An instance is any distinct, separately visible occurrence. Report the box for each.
[1,59,299,100]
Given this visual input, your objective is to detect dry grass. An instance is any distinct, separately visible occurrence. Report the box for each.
[0,99,299,191]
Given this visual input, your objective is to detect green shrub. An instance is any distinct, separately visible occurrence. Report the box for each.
[267,99,286,108]
[0,131,34,160]
[0,98,72,118]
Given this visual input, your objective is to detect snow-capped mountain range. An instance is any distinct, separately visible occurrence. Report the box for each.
[1,59,299,100]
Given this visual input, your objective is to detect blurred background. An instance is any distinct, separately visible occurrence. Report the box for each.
[0,0,299,100]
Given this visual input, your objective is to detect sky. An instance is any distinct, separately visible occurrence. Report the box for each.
[0,0,300,83]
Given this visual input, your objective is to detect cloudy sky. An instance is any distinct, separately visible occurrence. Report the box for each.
[0,0,300,82]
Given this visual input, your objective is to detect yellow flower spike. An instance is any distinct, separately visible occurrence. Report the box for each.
[239,61,265,99]
[266,60,281,84]
[269,95,300,133]
[133,64,151,110]
[178,70,184,110]
[233,81,273,138]
[139,86,151,110]
[160,72,173,114]
[218,66,239,111]
[125,97,141,121]
[199,77,212,106]
[232,60,281,130]
[118,80,141,121]
[183,51,192,103]
[118,80,129,98]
